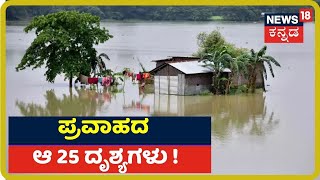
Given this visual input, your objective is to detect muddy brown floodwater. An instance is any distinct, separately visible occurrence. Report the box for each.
[6,21,314,174]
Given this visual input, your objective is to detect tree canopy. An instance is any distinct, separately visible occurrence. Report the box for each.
[197,30,280,94]
[195,30,248,58]
[15,11,113,87]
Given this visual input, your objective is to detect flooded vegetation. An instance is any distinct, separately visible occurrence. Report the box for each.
[7,20,314,174]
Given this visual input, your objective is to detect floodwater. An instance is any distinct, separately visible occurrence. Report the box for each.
[6,21,314,174]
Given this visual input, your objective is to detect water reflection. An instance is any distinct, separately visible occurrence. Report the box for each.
[15,85,152,116]
[153,93,279,141]
[211,94,279,141]
[123,100,151,114]
[16,85,277,142]
[119,84,151,114]
[15,88,116,116]
[16,86,278,140]
[8,20,313,174]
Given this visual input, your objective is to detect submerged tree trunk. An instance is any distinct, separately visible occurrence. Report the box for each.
[212,75,218,94]
[69,73,73,88]
[261,72,266,92]
[225,80,228,95]
[211,76,215,94]
[247,66,257,93]
[251,74,257,93]
[214,76,220,94]
[248,78,252,93]
[226,73,234,95]
[216,72,222,95]
[69,87,73,101]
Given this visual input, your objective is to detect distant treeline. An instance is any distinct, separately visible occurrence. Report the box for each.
[6,5,316,22]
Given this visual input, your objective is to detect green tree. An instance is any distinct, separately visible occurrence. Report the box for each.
[196,30,227,57]
[223,54,250,94]
[244,46,281,93]
[195,30,248,58]
[92,53,110,76]
[200,47,233,94]
[196,30,251,94]
[15,11,113,87]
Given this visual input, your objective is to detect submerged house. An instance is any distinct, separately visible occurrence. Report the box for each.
[149,56,264,95]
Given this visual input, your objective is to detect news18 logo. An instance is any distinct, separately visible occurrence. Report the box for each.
[264,8,313,43]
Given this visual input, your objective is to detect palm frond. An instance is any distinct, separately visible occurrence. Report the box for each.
[97,56,102,62]
[137,58,147,72]
[201,61,213,68]
[219,48,228,56]
[100,60,106,69]
[250,49,255,57]
[262,55,281,67]
[212,51,218,62]
[202,53,213,61]
[262,63,267,80]
[99,53,110,60]
[220,53,233,62]
[117,77,124,82]
[266,60,275,77]
[257,45,267,57]
[232,61,240,73]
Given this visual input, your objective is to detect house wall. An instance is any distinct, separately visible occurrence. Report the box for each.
[184,73,212,95]
[154,66,213,96]
[153,65,183,95]
[154,75,183,95]
[231,63,264,88]
[185,73,213,86]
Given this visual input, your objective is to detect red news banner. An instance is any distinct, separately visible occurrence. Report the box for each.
[264,8,313,43]
[8,116,212,174]
[9,146,210,173]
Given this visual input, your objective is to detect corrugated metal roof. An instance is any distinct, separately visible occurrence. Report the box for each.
[169,61,231,74]
[151,56,200,62]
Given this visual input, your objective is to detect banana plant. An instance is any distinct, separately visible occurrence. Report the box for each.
[246,46,281,93]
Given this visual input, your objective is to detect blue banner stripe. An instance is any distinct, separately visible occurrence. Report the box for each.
[9,116,211,145]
